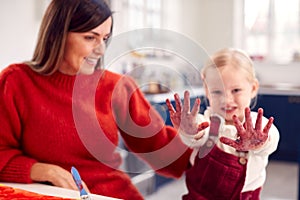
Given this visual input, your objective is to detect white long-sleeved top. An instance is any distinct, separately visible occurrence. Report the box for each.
[180,108,280,192]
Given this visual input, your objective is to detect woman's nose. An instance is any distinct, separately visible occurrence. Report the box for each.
[94,41,106,56]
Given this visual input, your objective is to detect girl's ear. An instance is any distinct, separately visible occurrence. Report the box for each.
[251,79,259,98]
[203,81,211,102]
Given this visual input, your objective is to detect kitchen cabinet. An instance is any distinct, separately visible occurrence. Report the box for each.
[253,89,300,199]
[254,94,300,162]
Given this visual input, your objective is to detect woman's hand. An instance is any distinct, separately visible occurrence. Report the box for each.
[30,163,78,191]
[220,107,274,151]
[166,90,209,138]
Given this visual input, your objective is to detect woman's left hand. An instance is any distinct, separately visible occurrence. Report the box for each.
[220,107,274,151]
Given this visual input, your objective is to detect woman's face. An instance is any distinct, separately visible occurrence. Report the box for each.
[60,17,112,75]
[204,65,258,125]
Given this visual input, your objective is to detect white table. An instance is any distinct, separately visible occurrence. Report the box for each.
[0,182,121,200]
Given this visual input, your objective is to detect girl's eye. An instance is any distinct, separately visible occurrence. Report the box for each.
[232,88,242,93]
[211,90,222,95]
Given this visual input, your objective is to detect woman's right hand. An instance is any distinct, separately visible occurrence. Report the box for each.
[166,90,209,137]
[30,162,78,191]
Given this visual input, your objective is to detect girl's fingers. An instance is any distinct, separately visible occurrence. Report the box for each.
[263,117,274,134]
[255,108,263,131]
[174,93,182,112]
[166,99,175,114]
[191,98,201,116]
[233,115,245,134]
[197,121,209,132]
[183,90,191,113]
[244,107,253,131]
[220,137,239,149]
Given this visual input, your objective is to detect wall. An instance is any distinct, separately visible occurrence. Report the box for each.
[0,0,238,71]
[179,0,236,54]
[0,0,47,70]
[111,0,237,55]
[1,0,299,87]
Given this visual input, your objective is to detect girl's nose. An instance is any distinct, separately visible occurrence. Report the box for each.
[221,92,234,104]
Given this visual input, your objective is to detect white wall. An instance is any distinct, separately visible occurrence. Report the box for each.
[0,0,47,71]
[0,0,236,71]
[111,0,237,55]
[1,0,299,88]
[179,0,236,54]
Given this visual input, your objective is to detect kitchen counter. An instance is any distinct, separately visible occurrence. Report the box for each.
[259,84,300,96]
[145,84,300,105]
[145,87,205,104]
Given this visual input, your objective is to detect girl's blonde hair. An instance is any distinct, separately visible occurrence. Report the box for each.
[201,48,257,83]
[201,48,258,108]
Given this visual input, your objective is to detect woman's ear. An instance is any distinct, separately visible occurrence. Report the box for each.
[251,79,259,98]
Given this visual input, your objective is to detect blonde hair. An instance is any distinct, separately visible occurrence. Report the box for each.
[201,48,258,108]
[201,48,257,83]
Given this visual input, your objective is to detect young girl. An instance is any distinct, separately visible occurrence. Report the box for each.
[166,48,280,200]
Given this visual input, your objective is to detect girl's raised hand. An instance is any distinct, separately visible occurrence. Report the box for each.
[220,107,273,151]
[166,91,209,137]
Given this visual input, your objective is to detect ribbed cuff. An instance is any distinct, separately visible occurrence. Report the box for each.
[179,130,208,148]
[0,156,36,183]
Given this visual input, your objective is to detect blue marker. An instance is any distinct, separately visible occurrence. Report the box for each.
[71,166,92,200]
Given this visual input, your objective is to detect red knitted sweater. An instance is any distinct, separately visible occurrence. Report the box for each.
[0,64,191,200]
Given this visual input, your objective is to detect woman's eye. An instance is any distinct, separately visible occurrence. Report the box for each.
[103,35,111,43]
[84,36,96,41]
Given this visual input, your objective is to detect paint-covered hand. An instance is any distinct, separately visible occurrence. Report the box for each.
[220,107,273,151]
[166,90,209,138]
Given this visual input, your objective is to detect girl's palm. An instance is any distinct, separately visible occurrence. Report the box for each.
[166,91,209,136]
[220,107,274,151]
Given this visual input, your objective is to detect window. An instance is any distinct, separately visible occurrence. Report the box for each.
[243,0,300,63]
[127,0,162,30]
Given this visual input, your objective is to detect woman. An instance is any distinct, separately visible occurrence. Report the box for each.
[0,0,193,199]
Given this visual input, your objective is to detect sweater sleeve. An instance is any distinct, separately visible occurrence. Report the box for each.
[0,67,37,183]
[111,75,192,178]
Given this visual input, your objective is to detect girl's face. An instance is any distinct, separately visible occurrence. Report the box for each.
[60,17,112,75]
[204,65,258,125]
